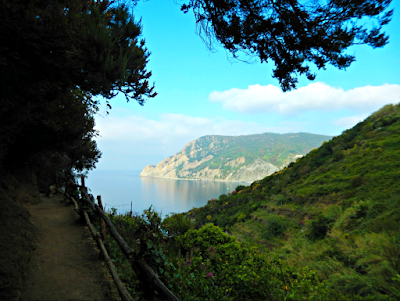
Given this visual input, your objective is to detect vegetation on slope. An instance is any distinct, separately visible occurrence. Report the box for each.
[99,103,400,300]
[202,133,332,167]
[103,207,343,300]
[0,0,394,299]
[170,132,332,180]
[185,103,400,299]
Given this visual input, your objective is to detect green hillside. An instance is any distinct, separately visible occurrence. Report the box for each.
[184,103,400,299]
[140,132,333,182]
[186,132,332,171]
[104,103,400,300]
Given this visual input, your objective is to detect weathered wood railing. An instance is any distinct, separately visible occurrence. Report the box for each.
[59,176,179,301]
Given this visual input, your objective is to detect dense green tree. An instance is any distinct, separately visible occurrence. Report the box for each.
[0,0,155,180]
[182,0,393,90]
[1,0,155,103]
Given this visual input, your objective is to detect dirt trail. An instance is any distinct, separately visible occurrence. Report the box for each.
[20,193,118,301]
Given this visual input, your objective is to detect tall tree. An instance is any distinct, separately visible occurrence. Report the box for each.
[0,0,156,176]
[181,0,393,90]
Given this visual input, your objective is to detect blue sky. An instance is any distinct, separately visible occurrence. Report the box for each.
[93,0,400,171]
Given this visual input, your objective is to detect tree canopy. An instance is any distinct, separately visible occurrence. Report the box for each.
[0,0,156,186]
[0,0,394,186]
[182,0,393,90]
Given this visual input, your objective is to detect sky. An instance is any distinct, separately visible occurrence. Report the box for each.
[92,0,400,171]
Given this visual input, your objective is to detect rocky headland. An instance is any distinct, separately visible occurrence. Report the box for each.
[140,132,332,182]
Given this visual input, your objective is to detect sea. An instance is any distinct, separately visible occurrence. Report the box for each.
[86,170,247,217]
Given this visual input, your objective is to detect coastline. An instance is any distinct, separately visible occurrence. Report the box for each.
[138,174,252,185]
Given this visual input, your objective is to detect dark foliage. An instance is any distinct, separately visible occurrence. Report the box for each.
[182,0,393,90]
[309,215,335,240]
[0,0,156,184]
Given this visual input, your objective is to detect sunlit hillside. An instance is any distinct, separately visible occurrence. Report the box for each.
[186,103,400,299]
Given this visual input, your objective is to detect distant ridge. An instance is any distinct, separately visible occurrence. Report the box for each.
[140,132,332,182]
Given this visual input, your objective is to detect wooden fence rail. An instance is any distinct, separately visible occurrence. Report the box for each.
[60,177,180,301]
[57,188,133,301]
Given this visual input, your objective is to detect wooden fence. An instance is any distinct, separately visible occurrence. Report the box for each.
[59,176,179,301]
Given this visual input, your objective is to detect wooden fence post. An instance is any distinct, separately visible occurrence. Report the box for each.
[77,185,180,301]
[97,196,108,242]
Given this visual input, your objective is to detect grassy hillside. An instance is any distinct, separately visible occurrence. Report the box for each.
[187,132,332,170]
[171,132,333,182]
[186,103,400,299]
[104,104,400,300]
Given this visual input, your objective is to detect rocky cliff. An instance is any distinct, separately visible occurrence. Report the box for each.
[140,132,332,182]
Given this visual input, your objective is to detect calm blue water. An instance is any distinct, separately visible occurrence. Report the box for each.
[86,170,246,216]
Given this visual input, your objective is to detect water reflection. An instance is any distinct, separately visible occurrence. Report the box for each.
[86,170,246,217]
[139,177,243,215]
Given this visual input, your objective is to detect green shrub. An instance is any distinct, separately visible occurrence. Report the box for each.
[332,148,345,162]
[366,203,387,220]
[176,223,236,253]
[350,175,363,188]
[171,224,335,300]
[309,215,334,240]
[235,184,247,192]
[215,214,229,228]
[262,215,288,240]
[162,212,193,237]
[326,205,342,220]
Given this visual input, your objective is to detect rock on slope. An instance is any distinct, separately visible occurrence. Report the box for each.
[140,132,331,182]
[224,158,279,182]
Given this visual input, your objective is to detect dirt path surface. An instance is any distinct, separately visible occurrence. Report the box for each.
[20,193,118,301]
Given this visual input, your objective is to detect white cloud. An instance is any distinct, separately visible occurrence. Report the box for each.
[209,82,400,115]
[94,80,400,170]
[95,113,292,145]
[332,115,368,128]
[93,113,302,170]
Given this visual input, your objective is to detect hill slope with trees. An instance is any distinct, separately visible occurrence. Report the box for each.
[140,132,332,182]
[181,103,400,299]
[104,103,400,300]
[0,0,395,299]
